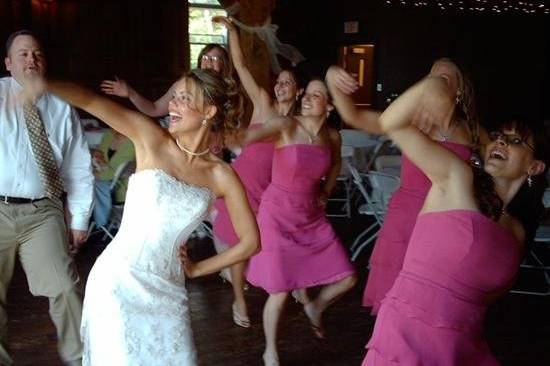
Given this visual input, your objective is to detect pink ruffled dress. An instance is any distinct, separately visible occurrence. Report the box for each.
[246,144,355,293]
[213,124,274,246]
[363,210,521,365]
[363,141,471,314]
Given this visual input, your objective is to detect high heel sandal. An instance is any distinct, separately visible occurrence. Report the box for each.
[232,303,251,328]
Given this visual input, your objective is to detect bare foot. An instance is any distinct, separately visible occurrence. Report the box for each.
[291,289,310,305]
[304,301,325,339]
[263,350,280,366]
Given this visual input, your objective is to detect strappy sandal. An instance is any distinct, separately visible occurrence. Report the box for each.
[232,302,251,328]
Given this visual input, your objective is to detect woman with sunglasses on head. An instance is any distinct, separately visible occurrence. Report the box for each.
[327,58,477,315]
[25,68,260,365]
[210,16,304,328]
[361,75,547,365]
[239,78,356,366]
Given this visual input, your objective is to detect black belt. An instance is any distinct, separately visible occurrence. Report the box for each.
[1,195,48,204]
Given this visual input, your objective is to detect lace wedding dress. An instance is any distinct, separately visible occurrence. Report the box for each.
[82,169,213,366]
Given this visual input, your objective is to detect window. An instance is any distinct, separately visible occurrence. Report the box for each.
[188,0,227,68]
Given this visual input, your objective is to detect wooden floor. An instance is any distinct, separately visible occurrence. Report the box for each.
[6,213,550,366]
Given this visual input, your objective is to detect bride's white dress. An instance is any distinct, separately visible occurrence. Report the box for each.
[82,169,213,366]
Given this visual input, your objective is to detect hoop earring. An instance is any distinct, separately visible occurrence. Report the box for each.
[202,119,208,127]
[527,175,533,188]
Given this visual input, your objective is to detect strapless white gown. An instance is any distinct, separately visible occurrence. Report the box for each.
[81,169,213,366]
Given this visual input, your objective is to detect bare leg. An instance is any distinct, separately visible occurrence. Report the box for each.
[230,261,250,327]
[263,292,289,366]
[304,274,357,338]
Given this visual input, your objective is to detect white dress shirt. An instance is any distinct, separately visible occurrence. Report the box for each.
[0,76,93,230]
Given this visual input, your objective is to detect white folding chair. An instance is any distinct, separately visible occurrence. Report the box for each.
[347,161,400,261]
[511,223,550,296]
[326,145,354,218]
[326,130,380,218]
[374,155,402,177]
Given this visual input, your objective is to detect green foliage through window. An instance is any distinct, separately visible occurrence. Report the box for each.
[189,1,227,68]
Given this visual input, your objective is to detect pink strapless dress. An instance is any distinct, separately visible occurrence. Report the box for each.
[213,124,274,246]
[246,144,355,293]
[363,141,471,314]
[363,210,521,365]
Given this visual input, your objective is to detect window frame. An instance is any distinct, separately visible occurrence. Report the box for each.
[188,1,227,69]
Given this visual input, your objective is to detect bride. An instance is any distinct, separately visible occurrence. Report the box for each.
[41,69,260,365]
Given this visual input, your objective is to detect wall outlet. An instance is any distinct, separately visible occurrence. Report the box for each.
[376,83,382,92]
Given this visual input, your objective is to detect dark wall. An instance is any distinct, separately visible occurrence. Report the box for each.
[273,0,549,125]
[0,0,547,125]
[0,0,188,102]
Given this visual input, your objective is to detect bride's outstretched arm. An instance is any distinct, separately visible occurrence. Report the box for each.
[47,81,164,149]
[180,164,260,278]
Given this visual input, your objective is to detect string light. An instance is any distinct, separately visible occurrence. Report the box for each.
[383,0,550,14]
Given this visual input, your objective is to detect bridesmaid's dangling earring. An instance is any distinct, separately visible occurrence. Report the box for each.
[527,175,533,188]
[202,119,208,127]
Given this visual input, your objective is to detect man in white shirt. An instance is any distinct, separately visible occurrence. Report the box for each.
[0,30,93,366]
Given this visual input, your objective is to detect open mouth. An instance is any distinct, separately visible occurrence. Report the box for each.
[169,112,182,123]
[488,148,507,161]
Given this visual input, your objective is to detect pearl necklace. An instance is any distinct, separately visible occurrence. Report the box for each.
[175,139,210,156]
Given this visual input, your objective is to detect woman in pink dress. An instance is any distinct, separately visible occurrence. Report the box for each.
[362,75,548,365]
[211,16,303,328]
[243,79,357,366]
[326,59,477,315]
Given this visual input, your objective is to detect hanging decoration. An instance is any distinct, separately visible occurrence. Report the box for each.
[230,16,306,74]
[383,0,549,14]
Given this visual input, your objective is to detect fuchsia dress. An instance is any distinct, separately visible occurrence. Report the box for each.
[363,141,471,314]
[363,210,521,365]
[213,124,274,246]
[246,144,355,293]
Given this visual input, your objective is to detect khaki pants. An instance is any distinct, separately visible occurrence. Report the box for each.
[0,199,83,365]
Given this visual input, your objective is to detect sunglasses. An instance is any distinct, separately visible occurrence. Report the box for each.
[488,131,534,151]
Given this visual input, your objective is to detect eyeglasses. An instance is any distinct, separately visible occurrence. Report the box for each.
[488,131,534,151]
[201,55,221,63]
[275,80,296,87]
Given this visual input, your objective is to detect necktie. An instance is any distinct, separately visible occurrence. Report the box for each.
[23,102,64,200]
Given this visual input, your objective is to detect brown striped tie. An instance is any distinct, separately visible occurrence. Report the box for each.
[23,102,64,200]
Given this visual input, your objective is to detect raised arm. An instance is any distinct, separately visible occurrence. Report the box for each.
[213,16,269,107]
[239,115,291,145]
[100,77,174,117]
[326,65,383,135]
[379,76,468,184]
[48,81,164,149]
[181,165,260,277]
